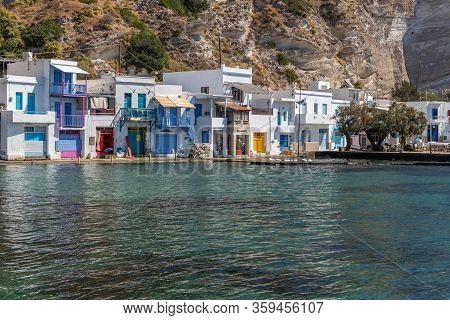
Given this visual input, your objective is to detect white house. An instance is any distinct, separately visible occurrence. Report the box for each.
[0,75,56,160]
[273,88,344,152]
[0,54,90,160]
[406,101,450,143]
[2,54,90,159]
[164,65,270,157]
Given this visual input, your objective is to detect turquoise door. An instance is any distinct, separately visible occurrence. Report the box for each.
[319,129,328,150]
[128,128,145,156]
[124,93,132,109]
[137,94,146,109]
[27,93,35,113]
[16,92,23,110]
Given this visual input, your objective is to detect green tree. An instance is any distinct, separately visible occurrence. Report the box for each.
[361,105,391,151]
[391,81,420,102]
[40,41,63,59]
[284,68,298,84]
[125,30,169,73]
[0,7,24,56]
[388,102,427,149]
[21,19,64,48]
[333,103,365,151]
[277,52,289,66]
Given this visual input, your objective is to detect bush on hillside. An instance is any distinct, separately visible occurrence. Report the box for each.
[284,68,299,84]
[277,52,289,66]
[125,30,169,73]
[0,7,24,56]
[21,19,63,48]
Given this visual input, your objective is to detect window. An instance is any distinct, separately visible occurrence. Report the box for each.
[322,104,328,115]
[124,93,132,109]
[205,111,211,116]
[201,131,210,143]
[283,111,287,122]
[25,127,46,141]
[301,104,307,114]
[27,93,35,114]
[432,108,438,120]
[353,92,360,101]
[200,87,209,94]
[137,94,146,109]
[277,111,281,125]
[15,92,23,110]
[232,87,244,102]
[54,70,62,84]
[314,103,318,114]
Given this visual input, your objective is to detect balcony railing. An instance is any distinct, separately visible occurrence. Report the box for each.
[111,108,157,131]
[52,83,87,96]
[160,116,191,128]
[60,115,84,128]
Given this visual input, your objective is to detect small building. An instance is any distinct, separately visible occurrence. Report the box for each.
[406,101,450,143]
[273,89,343,153]
[0,54,89,160]
[164,65,268,157]
[87,76,194,158]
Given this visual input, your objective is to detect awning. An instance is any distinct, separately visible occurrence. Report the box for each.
[154,96,195,108]
[216,102,251,111]
[226,82,270,94]
[51,64,89,75]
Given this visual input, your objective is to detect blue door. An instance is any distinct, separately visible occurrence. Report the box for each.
[124,93,132,109]
[54,70,62,84]
[202,131,210,143]
[64,73,72,94]
[64,103,72,127]
[16,92,23,110]
[280,134,289,150]
[155,134,177,155]
[58,132,81,158]
[27,93,35,113]
[428,125,439,142]
[319,129,328,150]
[137,94,146,109]
[194,104,202,125]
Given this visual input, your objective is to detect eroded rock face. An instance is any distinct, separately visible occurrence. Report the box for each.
[133,0,417,93]
[404,0,450,89]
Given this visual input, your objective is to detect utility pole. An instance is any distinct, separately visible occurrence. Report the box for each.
[218,32,222,68]
[118,42,122,74]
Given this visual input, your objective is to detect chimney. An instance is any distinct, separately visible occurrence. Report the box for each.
[22,52,33,62]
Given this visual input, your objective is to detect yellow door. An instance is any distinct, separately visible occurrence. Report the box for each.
[253,133,266,153]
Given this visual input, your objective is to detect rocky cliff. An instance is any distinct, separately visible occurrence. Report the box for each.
[404,0,450,90]
[4,0,444,95]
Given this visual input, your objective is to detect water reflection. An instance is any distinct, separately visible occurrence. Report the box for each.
[0,163,448,299]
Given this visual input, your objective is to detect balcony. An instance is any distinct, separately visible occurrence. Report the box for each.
[159,116,191,128]
[59,115,84,128]
[111,108,157,131]
[299,114,335,125]
[90,108,116,115]
[196,116,226,129]
[3,110,56,124]
[52,83,87,96]
[278,121,296,133]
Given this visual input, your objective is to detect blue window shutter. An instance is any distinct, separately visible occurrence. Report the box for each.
[138,94,146,109]
[27,93,35,113]
[15,92,23,110]
[124,93,132,109]
[54,70,62,84]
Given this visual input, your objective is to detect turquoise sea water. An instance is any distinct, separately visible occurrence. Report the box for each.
[0,163,448,299]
